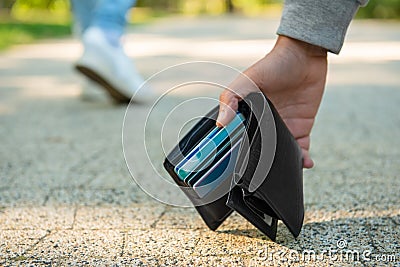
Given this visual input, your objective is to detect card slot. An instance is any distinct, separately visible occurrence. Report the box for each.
[185,126,243,185]
[226,186,278,241]
[191,137,242,187]
[243,195,278,221]
[185,125,245,186]
[177,111,218,156]
[192,139,242,198]
[175,126,220,173]
[177,119,217,161]
[176,113,245,182]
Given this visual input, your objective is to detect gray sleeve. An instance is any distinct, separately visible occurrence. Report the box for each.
[276,0,369,54]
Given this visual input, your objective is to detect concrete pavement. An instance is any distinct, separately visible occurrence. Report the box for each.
[0,16,399,266]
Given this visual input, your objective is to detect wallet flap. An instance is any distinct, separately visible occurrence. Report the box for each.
[227,187,278,241]
[234,93,304,238]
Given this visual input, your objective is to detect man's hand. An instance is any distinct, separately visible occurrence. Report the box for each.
[217,36,328,168]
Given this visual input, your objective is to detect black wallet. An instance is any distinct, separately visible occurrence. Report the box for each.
[163,92,304,241]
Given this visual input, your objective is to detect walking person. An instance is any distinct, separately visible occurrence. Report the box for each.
[71,0,154,103]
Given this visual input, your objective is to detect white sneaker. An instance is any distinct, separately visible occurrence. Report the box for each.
[75,27,154,103]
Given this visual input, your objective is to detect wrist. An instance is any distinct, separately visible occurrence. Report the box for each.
[275,35,327,58]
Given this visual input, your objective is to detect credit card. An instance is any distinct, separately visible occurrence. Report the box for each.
[174,127,219,181]
[174,112,245,181]
[185,125,245,186]
[192,138,242,198]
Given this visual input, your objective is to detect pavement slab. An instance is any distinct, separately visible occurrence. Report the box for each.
[0,229,49,261]
[21,230,123,264]
[0,206,74,230]
[74,204,165,230]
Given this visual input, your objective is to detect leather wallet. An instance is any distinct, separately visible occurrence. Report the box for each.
[163,92,304,241]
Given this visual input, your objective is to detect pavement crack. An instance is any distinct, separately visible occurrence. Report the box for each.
[348,191,361,203]
[389,216,399,225]
[150,206,169,228]
[67,149,104,187]
[13,229,55,261]
[120,231,127,257]
[68,149,103,173]
[366,222,380,253]
[42,189,52,206]
[70,205,78,230]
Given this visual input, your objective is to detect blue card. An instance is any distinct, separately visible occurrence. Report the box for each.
[192,137,242,198]
[174,112,245,181]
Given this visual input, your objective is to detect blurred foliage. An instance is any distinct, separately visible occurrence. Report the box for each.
[1,0,399,19]
[135,0,282,15]
[0,0,71,50]
[6,0,71,23]
[1,0,67,10]
[0,22,70,50]
[356,0,400,19]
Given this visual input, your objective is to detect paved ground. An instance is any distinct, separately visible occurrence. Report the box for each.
[0,16,399,266]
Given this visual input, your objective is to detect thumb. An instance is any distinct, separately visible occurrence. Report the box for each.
[216,90,240,127]
[216,71,260,127]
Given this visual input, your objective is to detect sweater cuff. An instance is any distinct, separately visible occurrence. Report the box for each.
[277,0,361,54]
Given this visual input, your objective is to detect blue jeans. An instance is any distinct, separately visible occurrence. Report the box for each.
[71,0,136,38]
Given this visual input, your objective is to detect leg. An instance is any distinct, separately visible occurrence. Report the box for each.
[91,0,136,45]
[70,0,98,35]
[74,0,154,103]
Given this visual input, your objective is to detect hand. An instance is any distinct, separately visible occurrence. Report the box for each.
[217,36,328,168]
